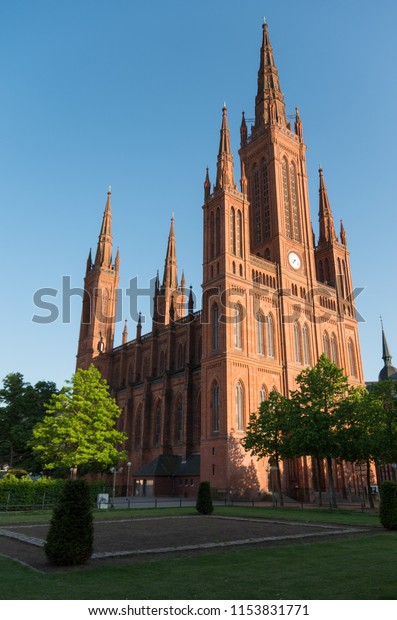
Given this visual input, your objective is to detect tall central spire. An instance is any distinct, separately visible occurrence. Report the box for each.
[215,105,236,191]
[318,168,337,246]
[254,22,287,130]
[162,216,178,289]
[94,190,113,269]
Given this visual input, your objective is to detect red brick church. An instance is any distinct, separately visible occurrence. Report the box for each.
[76,22,364,499]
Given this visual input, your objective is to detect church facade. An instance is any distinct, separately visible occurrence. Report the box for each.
[76,23,364,498]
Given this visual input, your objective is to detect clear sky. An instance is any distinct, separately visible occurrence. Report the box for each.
[1,0,396,389]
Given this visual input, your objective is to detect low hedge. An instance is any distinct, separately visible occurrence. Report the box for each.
[0,477,109,511]
[379,480,397,530]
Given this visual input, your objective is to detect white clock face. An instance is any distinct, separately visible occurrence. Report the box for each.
[288,252,301,270]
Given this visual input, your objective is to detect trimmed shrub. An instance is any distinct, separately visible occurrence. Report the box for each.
[45,479,94,565]
[196,481,214,515]
[379,480,397,530]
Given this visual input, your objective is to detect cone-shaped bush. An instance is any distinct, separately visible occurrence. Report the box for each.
[45,479,94,565]
[379,480,397,530]
[196,481,214,515]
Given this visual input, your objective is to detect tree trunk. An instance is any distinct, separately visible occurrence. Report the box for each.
[275,456,284,507]
[326,456,337,508]
[366,459,374,509]
[316,457,323,507]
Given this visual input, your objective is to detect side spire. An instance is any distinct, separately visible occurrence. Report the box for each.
[215,105,236,191]
[254,21,287,130]
[94,189,113,269]
[378,318,397,381]
[318,168,337,246]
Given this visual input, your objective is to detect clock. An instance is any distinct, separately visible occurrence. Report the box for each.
[288,252,301,270]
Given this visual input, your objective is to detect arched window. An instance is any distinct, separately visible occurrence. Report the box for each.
[256,311,265,355]
[302,324,310,366]
[319,260,324,283]
[267,314,275,358]
[282,158,291,238]
[259,385,267,403]
[348,339,357,378]
[236,210,243,257]
[176,398,183,442]
[154,403,161,446]
[177,343,184,369]
[234,304,242,349]
[158,350,165,375]
[323,332,330,358]
[210,211,215,259]
[294,322,302,364]
[135,405,142,449]
[262,160,271,240]
[212,382,220,432]
[212,304,219,351]
[324,258,331,284]
[290,162,301,241]
[230,207,236,255]
[235,382,244,431]
[331,334,338,364]
[216,208,221,256]
[253,164,261,243]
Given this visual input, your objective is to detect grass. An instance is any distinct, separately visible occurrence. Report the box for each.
[0,534,396,600]
[0,504,381,527]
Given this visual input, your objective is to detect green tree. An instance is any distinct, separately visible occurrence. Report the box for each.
[289,355,350,508]
[242,390,290,506]
[338,386,380,508]
[0,373,56,470]
[196,481,214,515]
[45,479,94,565]
[370,381,397,472]
[32,365,127,476]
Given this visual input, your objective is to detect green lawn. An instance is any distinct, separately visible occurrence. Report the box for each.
[0,504,381,527]
[0,534,395,600]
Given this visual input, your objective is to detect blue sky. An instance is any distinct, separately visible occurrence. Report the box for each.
[1,0,396,388]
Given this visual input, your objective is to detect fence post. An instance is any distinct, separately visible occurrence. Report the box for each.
[42,492,46,509]
[6,491,10,512]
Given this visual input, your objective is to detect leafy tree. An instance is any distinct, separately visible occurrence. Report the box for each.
[0,373,56,470]
[45,479,94,565]
[242,390,290,506]
[289,354,350,508]
[32,365,127,476]
[370,381,397,471]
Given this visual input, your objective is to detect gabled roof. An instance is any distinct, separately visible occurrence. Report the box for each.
[134,453,200,478]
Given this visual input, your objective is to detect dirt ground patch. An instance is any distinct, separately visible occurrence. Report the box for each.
[0,515,373,573]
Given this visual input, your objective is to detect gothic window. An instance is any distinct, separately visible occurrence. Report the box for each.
[253,164,261,243]
[177,343,184,369]
[235,381,244,431]
[348,339,357,378]
[323,332,330,358]
[256,311,265,355]
[234,304,242,350]
[267,314,275,358]
[230,207,236,255]
[212,382,220,432]
[154,403,161,446]
[319,260,324,283]
[302,324,310,366]
[264,248,271,261]
[294,322,302,364]
[236,210,243,257]
[331,333,338,365]
[338,258,345,298]
[290,162,301,241]
[324,258,331,284]
[158,350,165,375]
[210,211,215,259]
[212,304,219,351]
[262,160,271,240]
[216,208,221,256]
[282,158,292,238]
[197,336,202,362]
[342,260,349,299]
[259,385,267,403]
[176,397,183,442]
[135,405,142,449]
